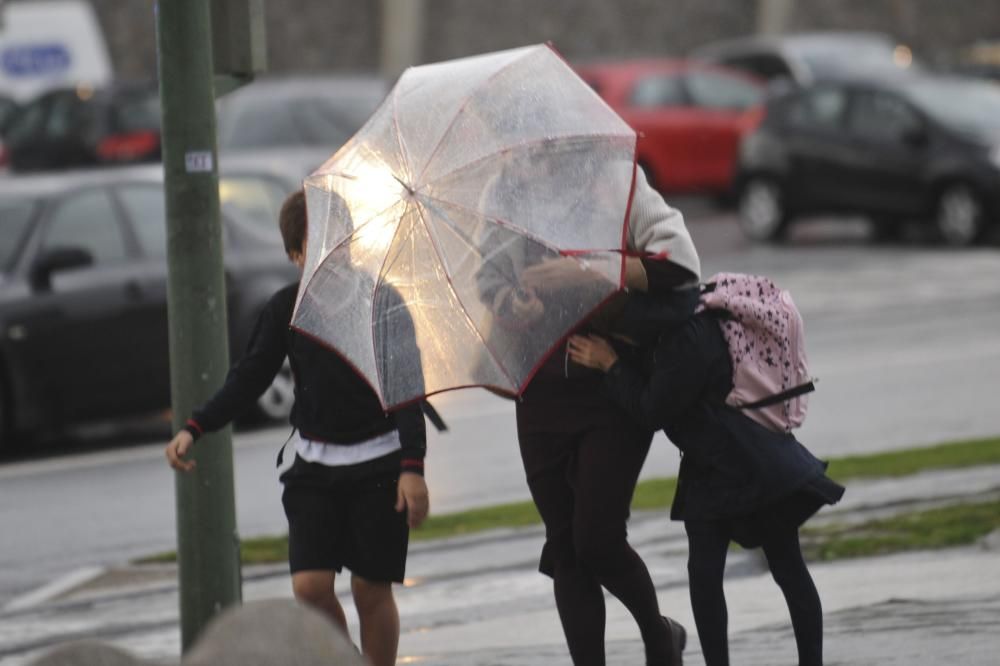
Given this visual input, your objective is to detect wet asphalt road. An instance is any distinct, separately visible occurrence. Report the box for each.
[2,208,999,608]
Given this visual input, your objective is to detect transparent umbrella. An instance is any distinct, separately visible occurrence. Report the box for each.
[291,44,638,408]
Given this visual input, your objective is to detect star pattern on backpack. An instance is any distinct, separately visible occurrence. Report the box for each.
[697,273,814,433]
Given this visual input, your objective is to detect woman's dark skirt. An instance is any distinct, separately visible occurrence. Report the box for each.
[730,473,845,549]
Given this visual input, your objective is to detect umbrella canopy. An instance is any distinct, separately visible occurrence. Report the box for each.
[292,44,638,408]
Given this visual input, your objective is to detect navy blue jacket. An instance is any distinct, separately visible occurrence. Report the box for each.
[604,307,835,521]
[185,283,426,474]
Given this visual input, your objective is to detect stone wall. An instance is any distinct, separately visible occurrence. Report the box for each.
[79,0,998,81]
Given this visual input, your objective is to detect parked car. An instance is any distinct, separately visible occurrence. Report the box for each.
[216,75,387,156]
[0,165,300,452]
[3,82,160,172]
[692,31,919,89]
[951,40,1000,83]
[574,59,765,195]
[734,74,1000,245]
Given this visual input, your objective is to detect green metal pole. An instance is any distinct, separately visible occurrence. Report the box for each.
[155,0,241,652]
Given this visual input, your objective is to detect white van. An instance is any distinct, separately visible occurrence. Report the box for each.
[0,0,113,102]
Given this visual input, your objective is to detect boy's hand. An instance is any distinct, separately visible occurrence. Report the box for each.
[165,431,196,472]
[567,334,618,372]
[396,472,429,528]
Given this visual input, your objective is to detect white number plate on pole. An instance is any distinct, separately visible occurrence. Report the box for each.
[185,151,214,173]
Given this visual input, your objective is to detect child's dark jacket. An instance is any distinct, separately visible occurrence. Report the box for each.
[185,282,426,473]
[604,301,842,523]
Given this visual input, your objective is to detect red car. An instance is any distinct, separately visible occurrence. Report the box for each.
[575,59,765,195]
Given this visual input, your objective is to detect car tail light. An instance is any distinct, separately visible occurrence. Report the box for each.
[97,130,161,163]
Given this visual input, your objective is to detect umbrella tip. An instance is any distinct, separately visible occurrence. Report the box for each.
[392,173,416,196]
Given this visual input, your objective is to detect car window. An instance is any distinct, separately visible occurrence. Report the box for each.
[905,79,1000,134]
[685,70,762,111]
[111,92,161,132]
[718,53,792,81]
[0,199,37,272]
[847,91,922,142]
[786,88,848,130]
[223,94,377,149]
[630,74,687,108]
[219,175,287,241]
[44,91,89,140]
[295,97,375,145]
[117,184,167,257]
[224,99,304,147]
[4,95,49,145]
[43,189,127,264]
[0,96,19,133]
[790,38,918,80]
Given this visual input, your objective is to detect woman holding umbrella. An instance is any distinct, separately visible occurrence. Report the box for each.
[477,161,701,666]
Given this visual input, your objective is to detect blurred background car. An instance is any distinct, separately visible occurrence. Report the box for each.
[575,59,764,196]
[3,82,161,172]
[215,75,388,178]
[0,164,300,453]
[950,39,1000,83]
[734,74,1000,245]
[692,31,920,89]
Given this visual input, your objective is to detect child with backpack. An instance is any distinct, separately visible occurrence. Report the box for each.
[165,190,428,666]
[567,276,844,666]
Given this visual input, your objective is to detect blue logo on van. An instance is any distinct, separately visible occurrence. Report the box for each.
[2,44,72,77]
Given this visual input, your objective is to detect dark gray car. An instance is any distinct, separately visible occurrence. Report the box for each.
[0,165,300,452]
[734,74,1000,245]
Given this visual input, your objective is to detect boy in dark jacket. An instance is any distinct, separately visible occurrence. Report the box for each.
[568,292,843,666]
[165,190,428,666]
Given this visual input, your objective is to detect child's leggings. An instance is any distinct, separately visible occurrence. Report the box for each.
[685,519,823,666]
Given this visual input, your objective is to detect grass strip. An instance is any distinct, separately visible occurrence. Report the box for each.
[137,436,1000,566]
[802,499,1000,561]
[824,436,1000,481]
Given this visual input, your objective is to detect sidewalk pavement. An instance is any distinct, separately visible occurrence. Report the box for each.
[3,465,999,665]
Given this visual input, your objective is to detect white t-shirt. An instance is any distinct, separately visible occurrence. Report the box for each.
[294,429,402,466]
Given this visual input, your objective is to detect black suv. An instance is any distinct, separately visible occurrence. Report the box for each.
[734,74,1000,245]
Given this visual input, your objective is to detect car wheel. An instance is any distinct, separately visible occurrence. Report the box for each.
[738,177,788,242]
[255,360,295,422]
[935,184,984,247]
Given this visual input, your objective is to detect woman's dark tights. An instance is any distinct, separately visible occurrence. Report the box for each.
[520,423,672,665]
[686,520,823,666]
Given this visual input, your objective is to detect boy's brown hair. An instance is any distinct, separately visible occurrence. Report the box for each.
[278,189,307,256]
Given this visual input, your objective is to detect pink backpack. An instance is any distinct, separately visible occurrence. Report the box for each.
[698,273,815,433]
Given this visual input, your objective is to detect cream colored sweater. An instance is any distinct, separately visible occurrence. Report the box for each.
[626,167,701,282]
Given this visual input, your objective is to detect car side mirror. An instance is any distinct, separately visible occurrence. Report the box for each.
[29,247,94,291]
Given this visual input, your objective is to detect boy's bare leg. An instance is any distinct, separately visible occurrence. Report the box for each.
[291,570,348,633]
[351,575,399,666]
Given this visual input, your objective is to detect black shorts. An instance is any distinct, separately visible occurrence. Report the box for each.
[279,451,408,583]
